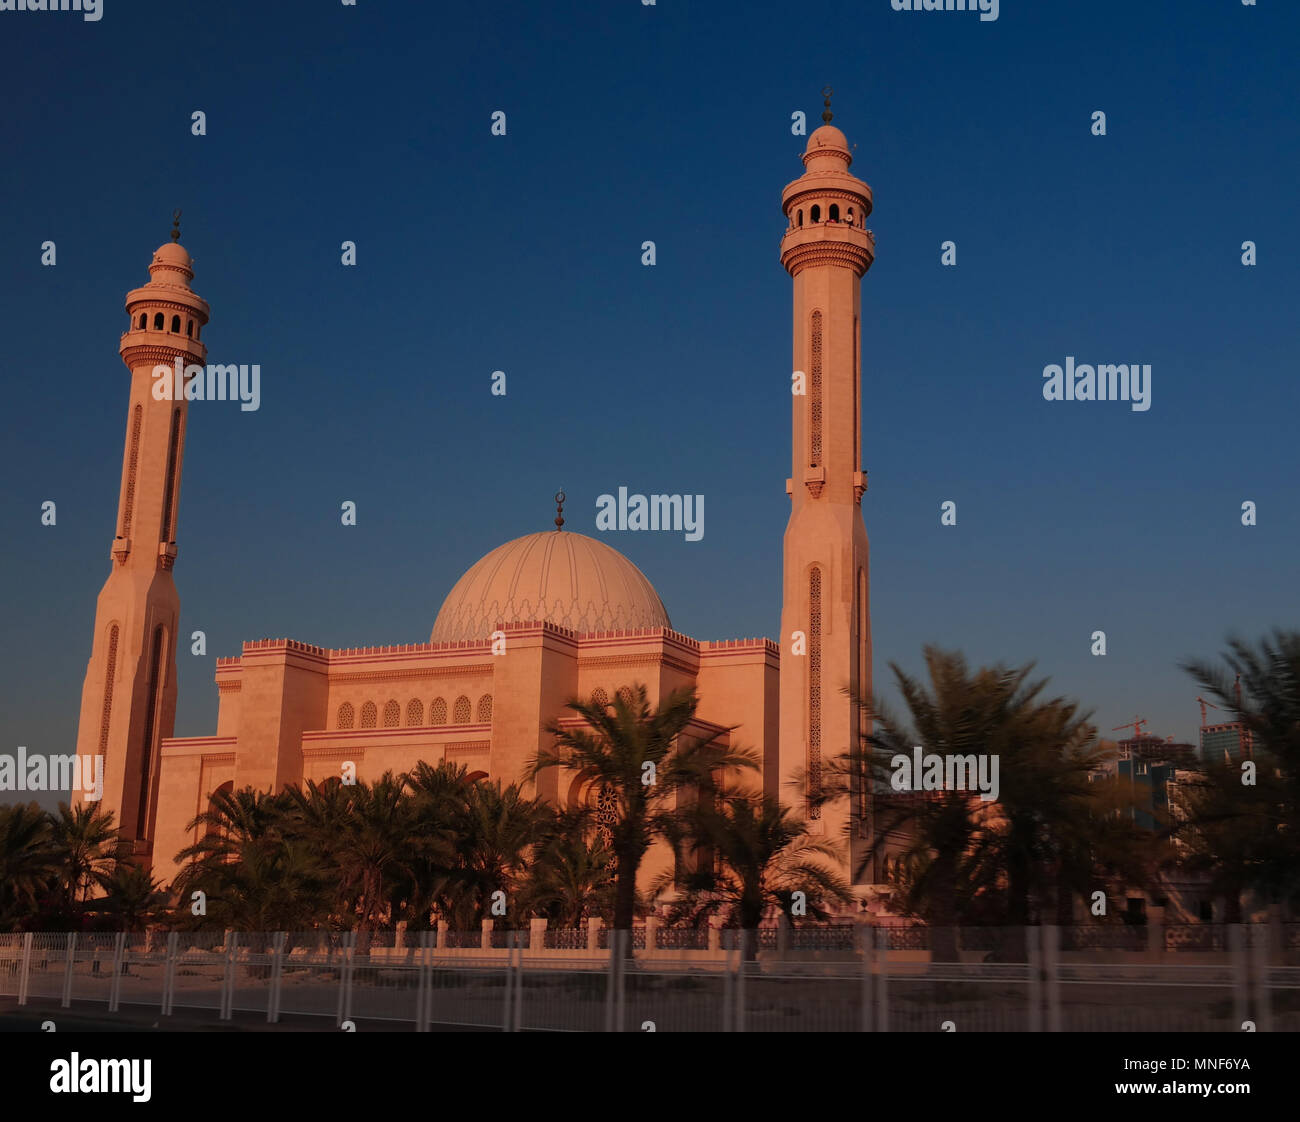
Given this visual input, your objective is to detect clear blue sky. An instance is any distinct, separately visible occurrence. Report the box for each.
[2,0,1297,806]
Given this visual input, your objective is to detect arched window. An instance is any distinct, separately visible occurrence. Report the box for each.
[170,315,181,333]
[337,702,355,729]
[383,699,400,727]
[616,686,634,706]
[360,701,377,729]
[138,312,147,329]
[453,695,471,723]
[810,205,821,223]
[186,320,193,337]
[591,687,609,709]
[430,697,447,725]
[829,204,840,222]
[153,312,164,330]
[476,694,493,722]
[406,699,423,726]
[796,209,803,227]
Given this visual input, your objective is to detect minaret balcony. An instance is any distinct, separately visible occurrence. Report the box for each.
[119,329,208,369]
[780,223,875,277]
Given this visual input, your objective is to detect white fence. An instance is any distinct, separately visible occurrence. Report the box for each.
[1,925,1296,1031]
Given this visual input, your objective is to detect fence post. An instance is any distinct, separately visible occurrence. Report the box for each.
[735,930,748,1033]
[61,932,77,1009]
[875,927,889,1032]
[335,930,351,1024]
[859,921,875,1032]
[267,931,286,1024]
[1043,924,1061,1031]
[108,932,124,1012]
[588,917,603,953]
[1230,924,1249,1030]
[220,932,237,1021]
[1250,924,1272,1033]
[481,918,493,951]
[529,917,547,952]
[17,932,32,1006]
[161,931,178,1016]
[616,929,627,1033]
[1026,925,1042,1033]
[415,930,431,1032]
[604,927,616,1032]
[502,930,515,1032]
[645,915,659,954]
[513,934,524,1033]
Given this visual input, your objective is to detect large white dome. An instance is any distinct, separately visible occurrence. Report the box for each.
[431,530,670,643]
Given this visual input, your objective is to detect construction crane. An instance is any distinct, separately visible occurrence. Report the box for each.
[1112,717,1149,739]
[1196,696,1223,727]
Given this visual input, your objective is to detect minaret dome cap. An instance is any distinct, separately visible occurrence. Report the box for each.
[148,241,195,286]
[803,124,852,169]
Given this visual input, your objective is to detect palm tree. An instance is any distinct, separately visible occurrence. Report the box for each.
[173,783,332,931]
[447,779,554,929]
[658,792,852,958]
[178,838,334,932]
[834,647,1126,942]
[531,683,759,938]
[174,785,293,879]
[519,810,616,927]
[298,773,423,943]
[396,761,474,929]
[95,864,169,931]
[52,801,125,908]
[1167,759,1287,923]
[0,802,61,930]
[1182,630,1300,915]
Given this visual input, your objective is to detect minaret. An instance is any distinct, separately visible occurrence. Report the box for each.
[73,215,210,861]
[777,92,874,881]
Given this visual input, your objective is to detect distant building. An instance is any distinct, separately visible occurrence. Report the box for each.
[1104,735,1197,832]
[1199,722,1255,764]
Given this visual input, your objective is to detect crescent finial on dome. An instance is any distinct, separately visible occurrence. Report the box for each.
[554,490,566,531]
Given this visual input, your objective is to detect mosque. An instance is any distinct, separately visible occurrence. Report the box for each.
[73,101,879,896]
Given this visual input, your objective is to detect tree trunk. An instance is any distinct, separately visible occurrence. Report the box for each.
[614,848,639,957]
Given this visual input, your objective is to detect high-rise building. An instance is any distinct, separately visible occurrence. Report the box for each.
[1199,722,1255,764]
